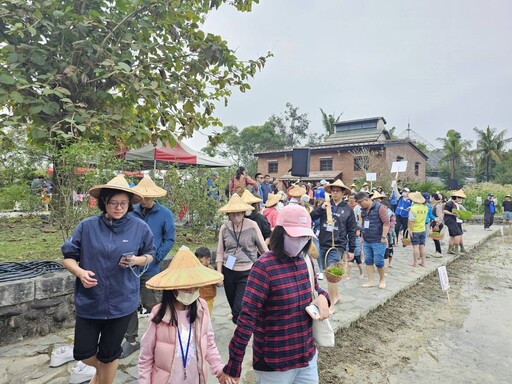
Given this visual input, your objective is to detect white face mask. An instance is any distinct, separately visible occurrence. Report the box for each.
[175,290,199,306]
[276,202,284,210]
[245,210,252,216]
[402,192,408,197]
[283,233,310,257]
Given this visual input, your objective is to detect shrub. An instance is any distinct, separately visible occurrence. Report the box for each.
[448,182,512,214]
[0,184,31,210]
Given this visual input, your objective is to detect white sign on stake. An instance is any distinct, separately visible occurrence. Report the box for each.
[366,173,377,181]
[438,266,450,291]
[390,161,408,173]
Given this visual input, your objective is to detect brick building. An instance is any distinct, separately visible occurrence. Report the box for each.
[254,117,428,186]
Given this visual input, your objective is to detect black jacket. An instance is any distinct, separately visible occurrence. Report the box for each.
[247,211,272,239]
[311,200,356,252]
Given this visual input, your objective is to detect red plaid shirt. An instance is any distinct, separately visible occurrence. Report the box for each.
[224,251,329,378]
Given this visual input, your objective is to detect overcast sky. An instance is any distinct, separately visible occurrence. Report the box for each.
[183,0,512,151]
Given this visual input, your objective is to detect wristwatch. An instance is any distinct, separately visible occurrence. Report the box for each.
[381,236,386,239]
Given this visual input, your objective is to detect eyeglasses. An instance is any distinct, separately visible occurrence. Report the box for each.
[107,201,129,209]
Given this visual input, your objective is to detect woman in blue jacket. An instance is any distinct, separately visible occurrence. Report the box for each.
[62,174,155,384]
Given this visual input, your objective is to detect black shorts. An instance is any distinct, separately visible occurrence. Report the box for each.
[73,314,131,363]
[446,221,462,237]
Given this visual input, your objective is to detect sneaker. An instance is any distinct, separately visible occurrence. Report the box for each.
[69,361,96,384]
[317,273,324,280]
[50,345,75,367]
[120,341,140,359]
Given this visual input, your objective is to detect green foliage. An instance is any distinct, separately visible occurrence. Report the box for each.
[0,184,30,210]
[493,150,512,184]
[162,165,227,233]
[0,0,269,146]
[203,122,286,168]
[453,209,473,220]
[451,182,512,213]
[267,103,310,148]
[436,129,472,184]
[48,141,131,239]
[320,108,342,136]
[406,179,445,194]
[473,126,512,182]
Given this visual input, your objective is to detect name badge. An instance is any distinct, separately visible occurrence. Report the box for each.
[225,255,236,270]
[326,224,334,232]
[364,221,370,229]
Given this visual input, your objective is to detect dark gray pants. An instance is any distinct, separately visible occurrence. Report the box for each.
[484,212,494,229]
[125,273,161,342]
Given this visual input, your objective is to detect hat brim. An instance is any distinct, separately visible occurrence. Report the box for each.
[88,185,143,204]
[146,264,223,290]
[265,195,281,207]
[283,225,316,238]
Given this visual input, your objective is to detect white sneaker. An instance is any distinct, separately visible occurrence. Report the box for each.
[318,273,324,280]
[50,345,75,367]
[69,361,96,384]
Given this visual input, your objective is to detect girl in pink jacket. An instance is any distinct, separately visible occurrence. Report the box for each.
[138,246,226,384]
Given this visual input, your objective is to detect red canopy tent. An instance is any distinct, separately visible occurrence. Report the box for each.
[123,140,231,168]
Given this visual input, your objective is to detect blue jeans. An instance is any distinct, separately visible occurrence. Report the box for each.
[363,241,386,268]
[319,247,343,268]
[255,350,318,384]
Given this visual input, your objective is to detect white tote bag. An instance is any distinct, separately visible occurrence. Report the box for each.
[304,254,335,347]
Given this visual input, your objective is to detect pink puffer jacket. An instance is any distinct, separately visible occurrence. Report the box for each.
[138,298,223,384]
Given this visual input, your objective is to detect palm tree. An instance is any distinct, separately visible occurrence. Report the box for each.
[320,108,343,136]
[437,130,470,180]
[473,126,512,181]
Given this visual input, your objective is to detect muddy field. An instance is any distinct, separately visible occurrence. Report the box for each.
[318,233,512,384]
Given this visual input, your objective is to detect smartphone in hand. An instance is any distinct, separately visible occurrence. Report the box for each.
[305,304,320,320]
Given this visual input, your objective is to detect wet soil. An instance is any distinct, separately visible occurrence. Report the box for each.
[318,233,512,384]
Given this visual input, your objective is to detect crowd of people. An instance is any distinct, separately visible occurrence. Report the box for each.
[58,168,507,384]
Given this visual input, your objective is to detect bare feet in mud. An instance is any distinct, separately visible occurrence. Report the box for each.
[361,283,375,288]
[379,280,386,289]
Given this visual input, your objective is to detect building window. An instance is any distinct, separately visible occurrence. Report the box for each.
[268,162,278,173]
[396,156,404,162]
[320,159,333,171]
[415,162,420,176]
[353,155,368,171]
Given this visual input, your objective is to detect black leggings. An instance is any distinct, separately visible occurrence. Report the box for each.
[395,216,409,238]
[222,267,250,324]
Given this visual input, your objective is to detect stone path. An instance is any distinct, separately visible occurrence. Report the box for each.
[0,224,499,384]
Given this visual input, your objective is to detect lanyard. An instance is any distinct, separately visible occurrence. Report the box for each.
[177,322,192,380]
[231,218,244,250]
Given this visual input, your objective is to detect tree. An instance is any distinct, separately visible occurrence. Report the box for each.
[320,108,342,136]
[267,102,310,147]
[473,126,512,182]
[202,122,285,172]
[0,0,269,148]
[437,130,471,182]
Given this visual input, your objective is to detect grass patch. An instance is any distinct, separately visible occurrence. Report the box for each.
[0,216,219,263]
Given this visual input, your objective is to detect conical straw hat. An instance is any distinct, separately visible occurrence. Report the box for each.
[324,179,350,194]
[409,191,426,204]
[238,189,262,204]
[88,174,143,203]
[264,193,281,208]
[371,191,387,200]
[289,184,307,197]
[451,189,467,199]
[218,193,254,213]
[131,175,167,198]
[146,246,223,290]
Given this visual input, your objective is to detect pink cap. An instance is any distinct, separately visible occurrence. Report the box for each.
[276,205,315,238]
